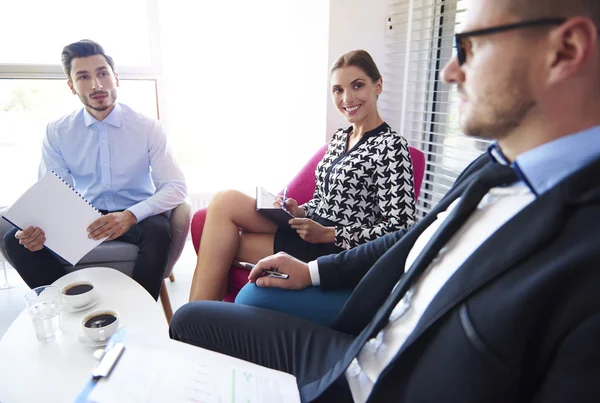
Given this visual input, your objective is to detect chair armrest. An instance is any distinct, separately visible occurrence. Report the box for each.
[165,198,192,276]
[190,208,208,254]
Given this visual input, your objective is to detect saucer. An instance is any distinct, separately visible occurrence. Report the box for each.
[63,294,100,313]
[78,332,109,347]
[77,324,125,348]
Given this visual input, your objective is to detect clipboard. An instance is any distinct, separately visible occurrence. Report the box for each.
[75,328,301,403]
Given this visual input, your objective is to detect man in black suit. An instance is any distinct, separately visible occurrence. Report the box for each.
[170,0,600,401]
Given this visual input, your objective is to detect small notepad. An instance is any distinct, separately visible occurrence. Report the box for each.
[2,172,105,266]
[256,187,293,228]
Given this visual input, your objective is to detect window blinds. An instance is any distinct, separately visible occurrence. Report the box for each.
[379,0,489,217]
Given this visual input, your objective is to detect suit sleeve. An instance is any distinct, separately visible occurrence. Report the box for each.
[334,134,416,249]
[532,313,600,403]
[316,229,407,290]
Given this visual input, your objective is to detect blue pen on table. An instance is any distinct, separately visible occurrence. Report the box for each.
[282,187,288,210]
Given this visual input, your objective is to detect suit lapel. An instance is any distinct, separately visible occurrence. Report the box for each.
[393,181,568,359]
[332,172,476,335]
[407,155,600,346]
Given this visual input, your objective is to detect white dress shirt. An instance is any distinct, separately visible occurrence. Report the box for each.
[310,184,535,402]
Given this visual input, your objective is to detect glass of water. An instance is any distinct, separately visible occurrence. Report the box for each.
[24,285,63,341]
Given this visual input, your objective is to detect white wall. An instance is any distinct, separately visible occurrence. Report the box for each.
[158,0,387,194]
[325,0,387,140]
[156,0,330,194]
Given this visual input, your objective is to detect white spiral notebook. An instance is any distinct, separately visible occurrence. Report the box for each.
[1,171,106,266]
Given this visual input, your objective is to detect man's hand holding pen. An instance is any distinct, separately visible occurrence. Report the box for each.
[248,252,312,290]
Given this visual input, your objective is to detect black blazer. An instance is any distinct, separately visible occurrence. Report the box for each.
[307,154,600,403]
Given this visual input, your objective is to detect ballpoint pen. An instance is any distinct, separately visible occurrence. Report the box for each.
[238,262,290,279]
[281,187,288,210]
[264,270,289,279]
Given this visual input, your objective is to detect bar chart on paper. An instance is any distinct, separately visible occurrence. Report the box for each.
[175,363,288,402]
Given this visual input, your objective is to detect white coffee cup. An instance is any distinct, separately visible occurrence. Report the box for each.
[61,281,96,308]
[81,309,120,342]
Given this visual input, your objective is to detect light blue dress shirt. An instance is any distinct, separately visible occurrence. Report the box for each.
[489,124,600,195]
[39,103,187,222]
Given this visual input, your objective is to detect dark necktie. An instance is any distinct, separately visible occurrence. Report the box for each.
[303,162,520,400]
[371,162,519,332]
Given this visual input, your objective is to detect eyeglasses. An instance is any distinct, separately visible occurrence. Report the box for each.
[455,18,567,66]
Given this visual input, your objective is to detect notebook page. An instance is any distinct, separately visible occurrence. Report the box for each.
[256,186,278,209]
[2,172,105,265]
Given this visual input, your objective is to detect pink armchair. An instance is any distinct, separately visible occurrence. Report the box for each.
[191,145,425,302]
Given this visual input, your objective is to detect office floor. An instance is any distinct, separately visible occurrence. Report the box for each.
[0,239,199,338]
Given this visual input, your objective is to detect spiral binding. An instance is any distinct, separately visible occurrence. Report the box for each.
[50,171,102,215]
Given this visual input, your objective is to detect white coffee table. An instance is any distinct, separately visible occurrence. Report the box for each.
[0,267,169,403]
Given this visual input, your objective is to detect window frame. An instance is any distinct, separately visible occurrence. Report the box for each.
[0,0,164,118]
[383,0,487,218]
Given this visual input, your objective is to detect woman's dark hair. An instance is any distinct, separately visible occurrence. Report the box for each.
[329,50,382,83]
[61,39,115,80]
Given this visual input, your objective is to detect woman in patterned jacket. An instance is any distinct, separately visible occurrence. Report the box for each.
[188,50,416,321]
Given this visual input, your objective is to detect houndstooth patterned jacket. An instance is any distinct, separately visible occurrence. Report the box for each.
[302,122,415,249]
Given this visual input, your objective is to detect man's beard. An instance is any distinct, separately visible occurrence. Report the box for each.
[80,89,118,112]
[460,69,535,141]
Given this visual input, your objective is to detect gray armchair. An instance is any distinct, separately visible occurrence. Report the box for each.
[0,199,192,324]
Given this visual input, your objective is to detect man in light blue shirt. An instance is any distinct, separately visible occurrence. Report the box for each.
[2,40,187,300]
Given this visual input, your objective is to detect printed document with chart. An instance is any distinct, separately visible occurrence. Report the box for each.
[1,172,105,265]
[87,333,301,403]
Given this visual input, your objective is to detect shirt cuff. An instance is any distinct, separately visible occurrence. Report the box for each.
[308,260,321,286]
[127,202,153,223]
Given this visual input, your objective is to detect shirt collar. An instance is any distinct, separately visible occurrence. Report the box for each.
[487,125,600,196]
[344,122,391,138]
[83,102,123,128]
